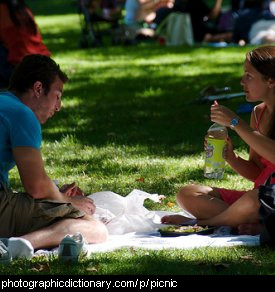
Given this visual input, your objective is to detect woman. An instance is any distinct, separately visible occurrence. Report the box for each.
[162,45,275,235]
[0,0,50,88]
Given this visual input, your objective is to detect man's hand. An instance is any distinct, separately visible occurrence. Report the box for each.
[68,196,96,215]
[59,182,84,197]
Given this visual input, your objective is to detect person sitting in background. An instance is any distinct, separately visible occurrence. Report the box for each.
[153,0,224,42]
[271,0,275,15]
[124,0,174,38]
[203,0,274,45]
[0,0,50,88]
[233,0,274,45]
[88,0,122,22]
[249,18,275,44]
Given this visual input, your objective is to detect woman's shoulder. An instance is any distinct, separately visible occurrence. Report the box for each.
[250,102,265,127]
[253,102,266,115]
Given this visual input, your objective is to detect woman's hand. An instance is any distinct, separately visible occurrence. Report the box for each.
[210,102,237,127]
[60,182,84,197]
[224,136,237,162]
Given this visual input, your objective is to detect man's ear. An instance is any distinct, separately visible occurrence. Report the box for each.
[33,81,43,98]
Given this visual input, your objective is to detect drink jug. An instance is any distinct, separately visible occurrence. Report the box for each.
[204,123,228,179]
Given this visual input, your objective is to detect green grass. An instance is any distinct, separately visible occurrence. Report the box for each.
[2,247,275,275]
[1,0,273,275]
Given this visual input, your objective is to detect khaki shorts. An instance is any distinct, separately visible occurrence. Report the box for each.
[0,184,85,237]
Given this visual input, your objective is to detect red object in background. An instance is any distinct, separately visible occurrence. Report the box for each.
[158,36,166,45]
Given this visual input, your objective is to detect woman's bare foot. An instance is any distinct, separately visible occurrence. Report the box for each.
[161,215,195,225]
[237,223,263,235]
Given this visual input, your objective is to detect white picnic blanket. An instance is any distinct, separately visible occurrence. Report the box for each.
[35,229,259,257]
[83,230,259,255]
[35,189,259,256]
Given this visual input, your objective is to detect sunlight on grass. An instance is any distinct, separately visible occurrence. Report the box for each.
[3,4,269,275]
[37,15,80,31]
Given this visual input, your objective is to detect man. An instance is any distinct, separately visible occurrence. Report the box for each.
[0,54,108,261]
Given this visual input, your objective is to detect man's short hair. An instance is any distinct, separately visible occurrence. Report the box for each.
[9,54,68,95]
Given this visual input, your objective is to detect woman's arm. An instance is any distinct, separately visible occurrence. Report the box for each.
[224,136,262,181]
[233,118,275,164]
[211,103,275,175]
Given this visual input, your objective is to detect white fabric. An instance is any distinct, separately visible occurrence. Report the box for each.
[88,189,259,253]
[6,238,33,259]
[36,230,259,257]
[35,189,259,256]
[270,1,275,16]
[84,231,259,255]
[156,13,194,46]
[249,19,275,45]
[89,189,195,235]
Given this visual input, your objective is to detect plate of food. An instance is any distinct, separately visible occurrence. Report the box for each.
[158,225,216,237]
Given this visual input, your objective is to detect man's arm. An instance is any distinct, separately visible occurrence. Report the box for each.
[13,147,67,201]
[12,147,96,214]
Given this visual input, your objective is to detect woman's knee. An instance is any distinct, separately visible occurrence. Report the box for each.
[176,184,199,205]
[242,190,260,213]
[176,184,216,207]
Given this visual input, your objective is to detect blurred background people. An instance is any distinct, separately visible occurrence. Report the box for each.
[88,0,122,22]
[0,0,50,88]
[124,0,174,38]
[153,0,224,42]
[203,0,274,45]
[233,0,274,44]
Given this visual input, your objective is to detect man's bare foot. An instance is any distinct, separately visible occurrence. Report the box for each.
[237,223,263,235]
[161,215,195,225]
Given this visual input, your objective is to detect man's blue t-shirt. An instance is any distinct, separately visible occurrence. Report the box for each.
[0,91,41,185]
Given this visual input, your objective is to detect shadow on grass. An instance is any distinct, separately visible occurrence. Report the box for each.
[1,246,271,275]
[90,247,269,275]
[26,0,76,15]
[43,69,249,157]
[42,30,82,53]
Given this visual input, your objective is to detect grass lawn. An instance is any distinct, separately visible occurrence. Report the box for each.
[1,0,274,275]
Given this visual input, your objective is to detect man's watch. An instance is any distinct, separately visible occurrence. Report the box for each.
[230,117,240,129]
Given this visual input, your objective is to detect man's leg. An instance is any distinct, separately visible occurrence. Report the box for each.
[21,215,108,249]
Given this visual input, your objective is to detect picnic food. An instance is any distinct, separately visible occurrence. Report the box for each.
[159,225,209,233]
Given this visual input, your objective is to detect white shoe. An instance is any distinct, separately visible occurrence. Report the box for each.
[0,240,12,265]
[58,232,87,263]
[0,237,33,260]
